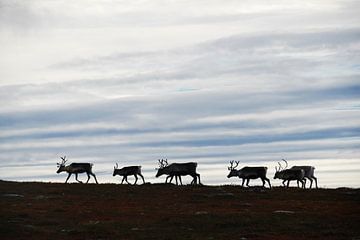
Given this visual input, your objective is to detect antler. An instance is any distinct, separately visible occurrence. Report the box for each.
[114,163,118,170]
[228,160,240,170]
[282,159,288,169]
[277,161,282,172]
[234,161,239,169]
[158,159,165,168]
[58,156,67,166]
[157,158,169,169]
[228,160,234,170]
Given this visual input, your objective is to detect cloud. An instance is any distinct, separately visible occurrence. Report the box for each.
[43,28,360,96]
[0,0,359,186]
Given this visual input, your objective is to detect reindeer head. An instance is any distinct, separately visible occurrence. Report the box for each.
[274,159,288,179]
[56,156,68,173]
[227,160,240,178]
[155,159,169,177]
[156,159,168,169]
[113,163,119,176]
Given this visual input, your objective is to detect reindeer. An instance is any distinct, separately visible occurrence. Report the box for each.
[155,159,201,185]
[113,163,145,185]
[279,159,318,188]
[155,159,184,185]
[56,156,98,184]
[227,161,271,188]
[290,165,318,189]
[273,160,305,188]
[155,159,187,185]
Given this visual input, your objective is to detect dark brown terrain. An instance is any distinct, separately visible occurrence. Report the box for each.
[1,180,359,240]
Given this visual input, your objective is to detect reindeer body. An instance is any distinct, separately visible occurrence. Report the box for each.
[56,157,98,184]
[290,166,318,188]
[274,159,317,188]
[227,161,271,188]
[274,168,305,188]
[113,165,145,185]
[156,160,201,185]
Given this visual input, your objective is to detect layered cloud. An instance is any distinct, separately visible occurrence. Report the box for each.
[0,0,359,187]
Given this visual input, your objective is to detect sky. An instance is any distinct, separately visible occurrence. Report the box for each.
[0,0,359,187]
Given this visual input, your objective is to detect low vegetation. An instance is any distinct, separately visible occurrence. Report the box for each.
[1,180,359,240]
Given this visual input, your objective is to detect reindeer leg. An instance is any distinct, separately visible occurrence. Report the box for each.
[196,173,201,185]
[86,173,91,183]
[193,174,198,185]
[261,178,265,187]
[299,179,305,188]
[134,175,138,185]
[65,173,72,183]
[267,178,272,189]
[305,177,311,189]
[121,176,125,184]
[303,178,307,188]
[282,180,286,187]
[90,172,98,184]
[264,177,271,189]
[139,173,145,184]
[125,176,131,185]
[179,176,183,186]
[313,176,318,189]
[189,175,194,185]
[166,175,172,184]
[75,173,83,183]
[287,180,290,188]
[75,173,79,183]
[175,176,179,185]
[241,178,245,187]
[190,176,195,185]
[246,178,250,187]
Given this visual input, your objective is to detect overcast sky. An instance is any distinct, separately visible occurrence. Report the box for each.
[0,0,359,187]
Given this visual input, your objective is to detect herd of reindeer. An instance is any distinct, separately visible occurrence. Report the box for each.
[56,156,318,189]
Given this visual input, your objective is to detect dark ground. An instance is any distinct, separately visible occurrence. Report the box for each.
[0,180,359,240]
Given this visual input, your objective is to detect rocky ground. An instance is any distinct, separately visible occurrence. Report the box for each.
[1,180,359,240]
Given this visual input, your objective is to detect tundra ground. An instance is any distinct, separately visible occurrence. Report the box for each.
[0,180,359,240]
